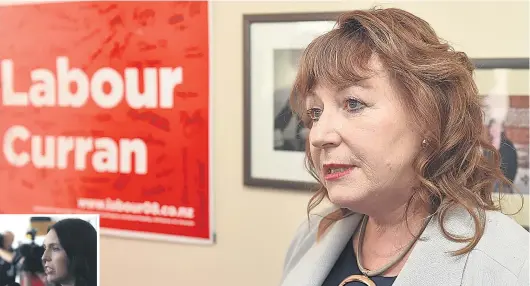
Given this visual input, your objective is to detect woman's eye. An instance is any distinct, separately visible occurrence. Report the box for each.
[306,108,322,121]
[344,98,365,112]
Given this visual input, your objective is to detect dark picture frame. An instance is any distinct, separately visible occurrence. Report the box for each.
[243,12,340,190]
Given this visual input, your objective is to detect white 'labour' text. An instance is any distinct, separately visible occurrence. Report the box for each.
[0,57,183,109]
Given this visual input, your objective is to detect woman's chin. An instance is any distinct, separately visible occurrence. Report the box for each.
[45,274,57,283]
[46,274,70,284]
[327,188,365,209]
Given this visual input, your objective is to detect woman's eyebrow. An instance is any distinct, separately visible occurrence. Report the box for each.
[304,91,317,105]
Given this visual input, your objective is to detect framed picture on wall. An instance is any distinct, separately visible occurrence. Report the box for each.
[243,12,340,190]
[474,58,529,229]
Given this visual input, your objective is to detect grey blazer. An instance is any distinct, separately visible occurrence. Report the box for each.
[281,206,529,286]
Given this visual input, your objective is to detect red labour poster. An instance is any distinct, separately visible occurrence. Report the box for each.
[0,1,213,244]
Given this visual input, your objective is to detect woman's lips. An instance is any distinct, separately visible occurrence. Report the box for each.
[323,164,355,181]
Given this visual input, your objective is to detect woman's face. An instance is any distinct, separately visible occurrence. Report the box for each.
[42,229,73,284]
[2,231,14,249]
[306,57,423,212]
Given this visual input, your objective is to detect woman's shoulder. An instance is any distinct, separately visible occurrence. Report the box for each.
[472,210,529,274]
[480,210,528,249]
[281,206,340,277]
[284,206,334,250]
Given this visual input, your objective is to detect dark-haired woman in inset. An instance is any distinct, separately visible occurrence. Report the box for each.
[41,219,97,286]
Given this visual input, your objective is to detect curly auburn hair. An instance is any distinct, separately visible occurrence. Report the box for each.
[290,7,523,255]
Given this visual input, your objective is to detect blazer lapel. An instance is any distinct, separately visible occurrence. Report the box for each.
[394,209,473,286]
[281,213,363,286]
[282,208,473,286]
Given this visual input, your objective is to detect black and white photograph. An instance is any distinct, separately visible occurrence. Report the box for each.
[242,9,530,203]
[273,48,308,152]
[243,12,338,189]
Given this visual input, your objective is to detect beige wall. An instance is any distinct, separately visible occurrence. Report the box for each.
[0,1,528,285]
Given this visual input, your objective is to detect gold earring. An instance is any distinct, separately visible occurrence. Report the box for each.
[421,139,428,149]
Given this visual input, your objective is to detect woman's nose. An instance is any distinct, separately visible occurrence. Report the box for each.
[42,251,50,263]
[309,112,341,149]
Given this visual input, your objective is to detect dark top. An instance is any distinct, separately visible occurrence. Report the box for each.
[322,235,397,286]
[0,247,16,286]
[499,134,518,183]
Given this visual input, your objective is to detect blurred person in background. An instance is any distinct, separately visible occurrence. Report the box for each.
[18,245,47,286]
[16,229,47,286]
[0,231,17,286]
[274,98,308,151]
[281,7,528,286]
[488,119,518,187]
[42,219,97,286]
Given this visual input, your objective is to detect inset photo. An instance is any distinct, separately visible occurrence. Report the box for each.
[0,214,99,286]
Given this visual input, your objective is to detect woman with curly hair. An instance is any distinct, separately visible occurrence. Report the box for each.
[281,7,528,286]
